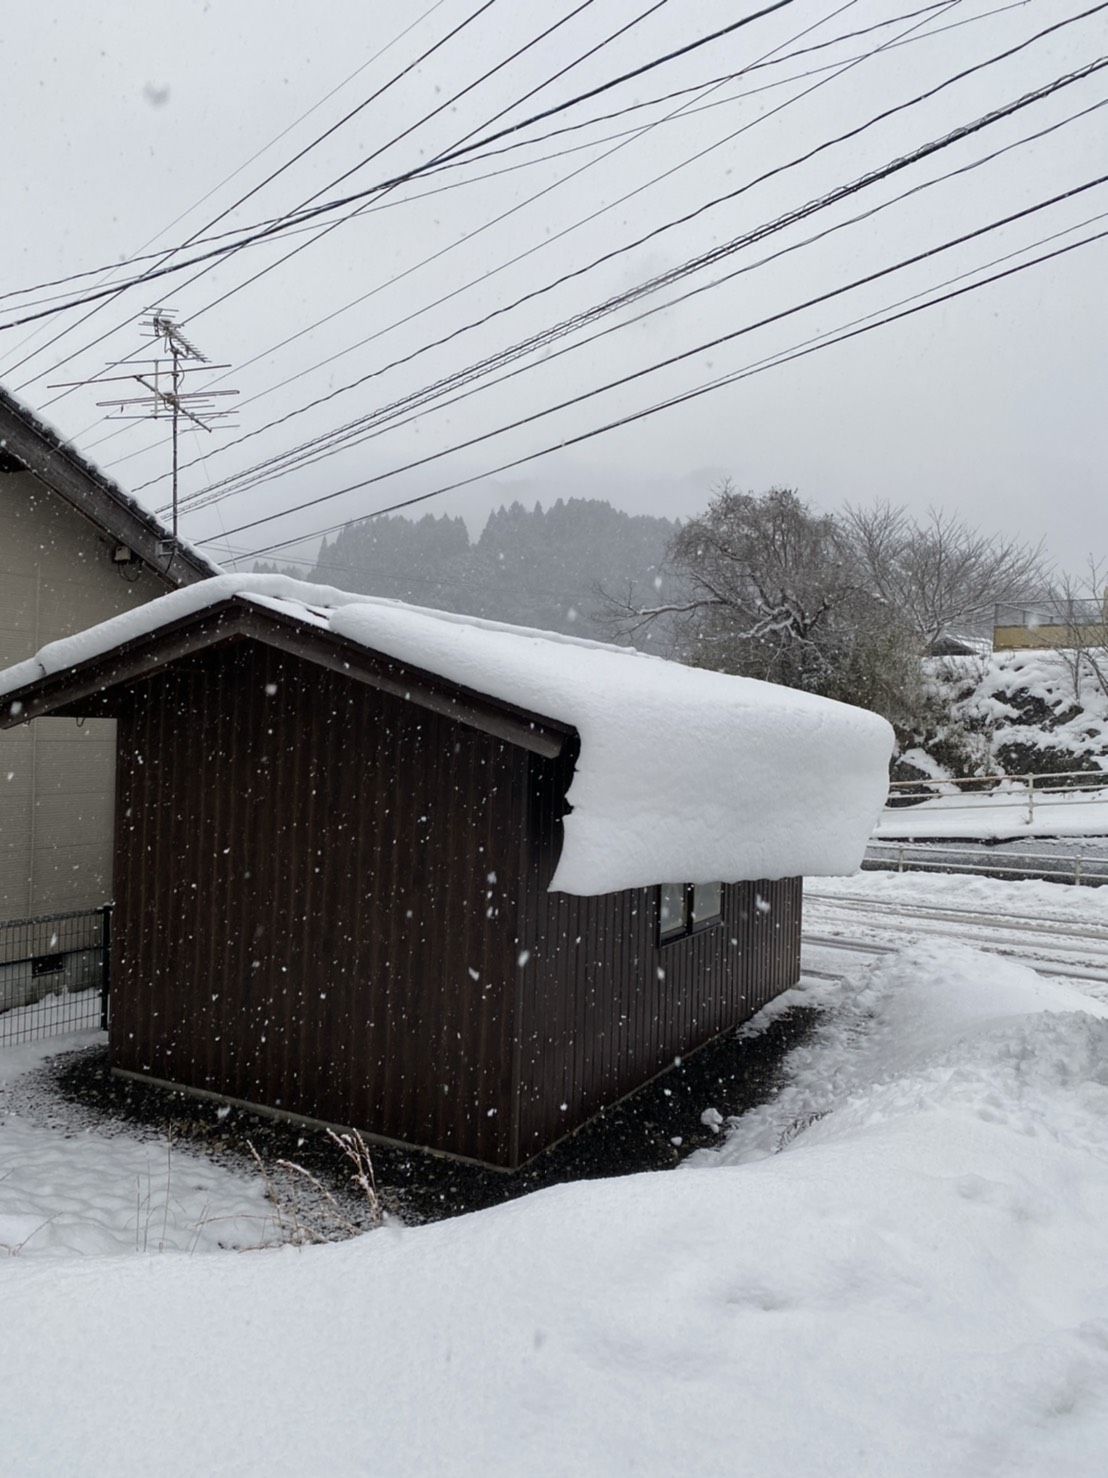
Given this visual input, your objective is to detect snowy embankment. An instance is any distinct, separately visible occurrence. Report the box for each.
[881,647,1108,842]
[6,885,1108,1475]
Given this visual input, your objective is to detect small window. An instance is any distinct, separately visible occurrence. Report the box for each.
[659,883,687,938]
[691,882,722,925]
[658,882,723,943]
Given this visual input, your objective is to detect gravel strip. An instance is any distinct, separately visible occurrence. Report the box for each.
[5,1006,818,1230]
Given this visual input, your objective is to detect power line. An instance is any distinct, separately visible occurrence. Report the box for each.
[70,1,844,475]
[240,198,1108,559]
[226,223,1107,564]
[124,0,887,486]
[0,2,456,409]
[0,0,454,313]
[54,2,675,462]
[2,0,506,388]
[128,1,457,239]
[21,0,664,412]
[3,0,974,315]
[0,0,805,339]
[180,0,663,331]
[70,5,721,468]
[100,0,999,476]
[198,195,1108,567]
[133,0,971,495]
[198,171,1108,548]
[365,0,1029,170]
[169,95,1107,514]
[163,50,1108,510]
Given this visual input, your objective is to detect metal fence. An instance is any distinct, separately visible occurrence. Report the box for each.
[0,905,111,1047]
[994,597,1108,628]
[884,768,1108,823]
[864,840,1106,887]
[872,767,1108,887]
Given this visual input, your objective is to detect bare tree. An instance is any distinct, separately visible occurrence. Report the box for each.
[1053,558,1108,701]
[606,483,921,723]
[844,502,1051,648]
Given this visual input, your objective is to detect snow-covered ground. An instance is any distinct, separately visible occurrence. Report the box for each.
[0,1032,279,1258]
[821,864,1108,926]
[5,872,1108,1476]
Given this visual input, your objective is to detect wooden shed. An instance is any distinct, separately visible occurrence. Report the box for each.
[0,577,891,1167]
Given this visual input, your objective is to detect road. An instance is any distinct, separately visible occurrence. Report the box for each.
[802,884,1108,1003]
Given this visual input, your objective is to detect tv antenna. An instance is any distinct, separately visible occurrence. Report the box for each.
[50,312,238,550]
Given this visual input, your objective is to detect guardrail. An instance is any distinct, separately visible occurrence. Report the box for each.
[885,769,1108,827]
[0,905,111,1047]
[864,839,1104,887]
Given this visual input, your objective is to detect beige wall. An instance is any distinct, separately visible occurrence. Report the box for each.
[993,622,1108,652]
[1,471,169,921]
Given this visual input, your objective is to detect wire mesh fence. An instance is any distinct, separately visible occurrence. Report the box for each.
[0,905,111,1047]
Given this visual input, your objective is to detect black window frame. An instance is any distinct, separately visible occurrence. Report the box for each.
[657,881,723,944]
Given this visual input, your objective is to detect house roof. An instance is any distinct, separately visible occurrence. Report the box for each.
[0,574,894,895]
[0,383,220,585]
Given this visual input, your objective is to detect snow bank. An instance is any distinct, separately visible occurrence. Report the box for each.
[6,931,1108,1476]
[0,573,894,892]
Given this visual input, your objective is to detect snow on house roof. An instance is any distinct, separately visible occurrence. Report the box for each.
[0,573,894,894]
[0,383,220,584]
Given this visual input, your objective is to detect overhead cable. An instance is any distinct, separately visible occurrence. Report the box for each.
[229,225,1107,564]
[164,55,1108,510]
[168,96,1108,512]
[3,0,976,314]
[197,171,1108,546]
[138,2,1104,493]
[0,0,810,337]
[1,0,505,385]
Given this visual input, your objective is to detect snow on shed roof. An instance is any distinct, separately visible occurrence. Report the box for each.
[0,574,893,894]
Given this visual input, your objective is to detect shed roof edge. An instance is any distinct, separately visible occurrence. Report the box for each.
[0,594,571,757]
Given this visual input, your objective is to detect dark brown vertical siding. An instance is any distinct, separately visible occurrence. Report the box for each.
[513,749,802,1162]
[110,639,526,1166]
[109,637,802,1168]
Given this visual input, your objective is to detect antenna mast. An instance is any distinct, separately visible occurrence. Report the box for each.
[51,312,238,550]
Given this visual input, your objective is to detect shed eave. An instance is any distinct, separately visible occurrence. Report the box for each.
[0,595,571,758]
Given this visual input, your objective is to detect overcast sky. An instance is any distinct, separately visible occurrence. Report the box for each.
[2,0,1105,578]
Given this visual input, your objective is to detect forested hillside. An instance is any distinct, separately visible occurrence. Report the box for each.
[282,498,681,645]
